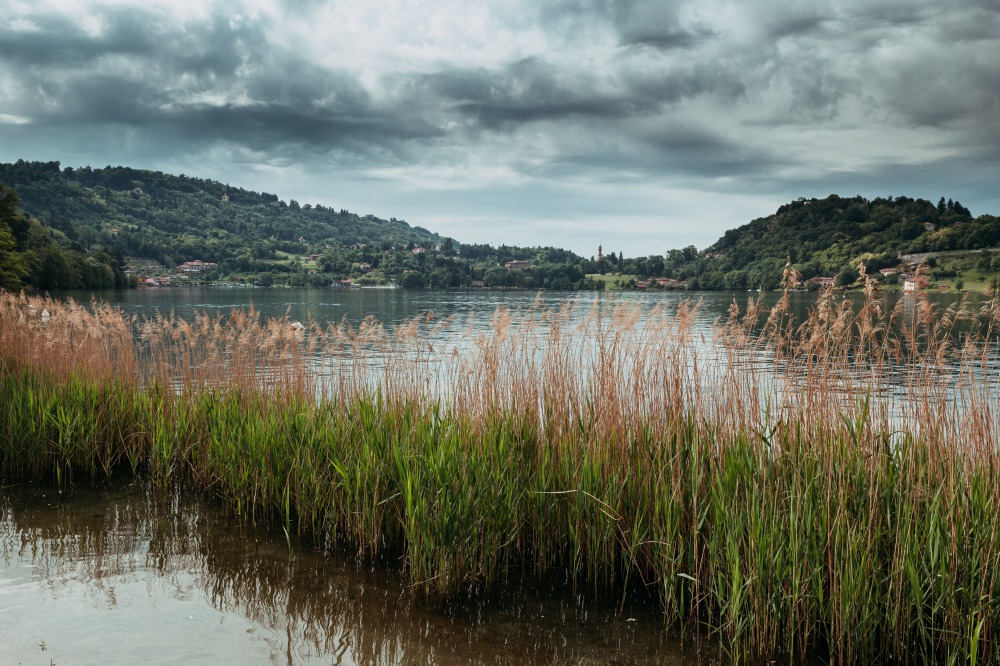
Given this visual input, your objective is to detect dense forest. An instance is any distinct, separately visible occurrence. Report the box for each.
[2,160,999,293]
[0,182,129,291]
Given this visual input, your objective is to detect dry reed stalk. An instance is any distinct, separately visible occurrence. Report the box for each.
[0,292,138,385]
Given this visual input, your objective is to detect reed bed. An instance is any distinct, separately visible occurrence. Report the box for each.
[2,287,1000,664]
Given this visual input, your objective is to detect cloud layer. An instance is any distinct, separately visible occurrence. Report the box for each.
[2,0,998,254]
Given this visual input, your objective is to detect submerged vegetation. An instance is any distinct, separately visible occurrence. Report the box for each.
[2,286,1000,664]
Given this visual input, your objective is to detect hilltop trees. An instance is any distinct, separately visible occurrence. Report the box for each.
[0,182,129,291]
[0,160,448,271]
[647,194,992,289]
[0,185,26,289]
[0,223,24,291]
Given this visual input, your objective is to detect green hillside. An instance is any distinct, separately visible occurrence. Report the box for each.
[0,160,445,270]
[0,160,605,292]
[654,194,999,290]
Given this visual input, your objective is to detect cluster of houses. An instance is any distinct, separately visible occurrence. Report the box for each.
[806,266,929,292]
[411,244,446,255]
[635,277,688,290]
[125,259,218,287]
[879,267,929,292]
[177,260,218,273]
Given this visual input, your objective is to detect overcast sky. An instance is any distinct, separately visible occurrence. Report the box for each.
[1,0,998,256]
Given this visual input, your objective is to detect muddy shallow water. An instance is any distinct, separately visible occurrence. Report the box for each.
[0,479,716,665]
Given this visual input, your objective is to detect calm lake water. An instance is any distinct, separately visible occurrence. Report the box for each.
[0,478,708,665]
[69,285,735,330]
[60,284,980,333]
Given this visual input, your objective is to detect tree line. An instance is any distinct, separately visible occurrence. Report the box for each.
[3,161,999,293]
[0,183,130,291]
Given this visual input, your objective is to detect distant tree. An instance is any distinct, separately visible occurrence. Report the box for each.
[399,272,426,289]
[0,184,27,289]
[724,269,748,290]
[428,269,450,289]
[0,223,24,290]
[974,251,994,271]
[836,266,858,287]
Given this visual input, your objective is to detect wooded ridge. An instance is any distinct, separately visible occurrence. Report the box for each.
[2,160,998,292]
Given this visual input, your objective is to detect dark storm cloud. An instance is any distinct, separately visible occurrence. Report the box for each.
[0,5,443,156]
[620,29,708,50]
[0,10,249,79]
[414,59,658,129]
[852,2,932,27]
[412,55,740,134]
[0,12,157,66]
[622,61,745,106]
[43,75,173,124]
[169,103,444,152]
[765,15,830,40]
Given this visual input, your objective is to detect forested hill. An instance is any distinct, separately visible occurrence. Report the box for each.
[659,194,999,290]
[4,159,999,294]
[0,159,604,292]
[0,160,445,268]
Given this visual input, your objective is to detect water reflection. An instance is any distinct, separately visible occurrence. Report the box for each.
[1,480,708,665]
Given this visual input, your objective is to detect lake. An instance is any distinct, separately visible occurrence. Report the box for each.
[59,284,981,334]
[1,477,706,665]
[68,285,734,329]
